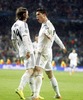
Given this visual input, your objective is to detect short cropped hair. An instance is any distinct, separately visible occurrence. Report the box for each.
[36,8,47,15]
[16,7,27,21]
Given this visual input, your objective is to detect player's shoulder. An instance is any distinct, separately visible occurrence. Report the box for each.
[12,20,21,27]
[16,20,25,26]
[46,20,55,30]
[13,20,26,30]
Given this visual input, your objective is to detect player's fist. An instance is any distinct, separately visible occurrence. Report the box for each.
[26,52,30,59]
[63,48,67,53]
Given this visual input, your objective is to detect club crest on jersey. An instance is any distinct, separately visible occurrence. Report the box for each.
[44,25,49,29]
[25,30,28,33]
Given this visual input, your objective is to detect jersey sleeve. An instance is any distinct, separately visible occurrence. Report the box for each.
[20,22,31,53]
[54,31,65,49]
[11,27,19,52]
[11,27,17,40]
[20,22,27,36]
[43,25,53,39]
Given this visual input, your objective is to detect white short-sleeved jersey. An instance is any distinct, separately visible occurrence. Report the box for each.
[11,20,33,57]
[37,20,65,55]
[68,52,78,67]
[36,20,65,69]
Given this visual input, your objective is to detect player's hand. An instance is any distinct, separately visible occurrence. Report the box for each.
[26,52,30,59]
[63,48,67,53]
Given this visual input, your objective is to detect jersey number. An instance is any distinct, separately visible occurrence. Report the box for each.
[13,29,22,41]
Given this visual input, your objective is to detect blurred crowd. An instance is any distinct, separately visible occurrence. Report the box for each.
[0,0,83,66]
[0,0,83,19]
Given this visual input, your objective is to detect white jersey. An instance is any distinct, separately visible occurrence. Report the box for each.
[68,52,78,66]
[37,20,65,54]
[11,20,33,57]
[33,41,38,54]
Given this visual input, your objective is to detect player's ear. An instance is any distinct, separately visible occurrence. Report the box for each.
[23,13,26,19]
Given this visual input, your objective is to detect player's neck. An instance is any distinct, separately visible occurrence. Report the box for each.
[23,19,27,22]
[43,17,48,23]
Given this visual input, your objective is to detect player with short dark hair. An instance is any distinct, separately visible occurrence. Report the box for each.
[31,8,67,100]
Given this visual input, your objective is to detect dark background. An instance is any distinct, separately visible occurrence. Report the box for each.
[0,0,83,66]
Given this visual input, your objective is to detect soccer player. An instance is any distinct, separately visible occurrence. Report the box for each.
[31,8,67,100]
[68,49,78,75]
[11,7,35,100]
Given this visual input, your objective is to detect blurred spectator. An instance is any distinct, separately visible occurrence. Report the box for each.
[6,58,11,64]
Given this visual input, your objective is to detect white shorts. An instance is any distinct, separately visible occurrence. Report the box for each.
[36,51,53,71]
[24,53,35,69]
[70,63,77,68]
[70,61,77,68]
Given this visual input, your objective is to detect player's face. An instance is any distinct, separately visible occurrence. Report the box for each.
[24,11,29,21]
[36,12,45,23]
[26,11,29,19]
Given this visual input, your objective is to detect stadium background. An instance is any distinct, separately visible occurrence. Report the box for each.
[0,0,83,67]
